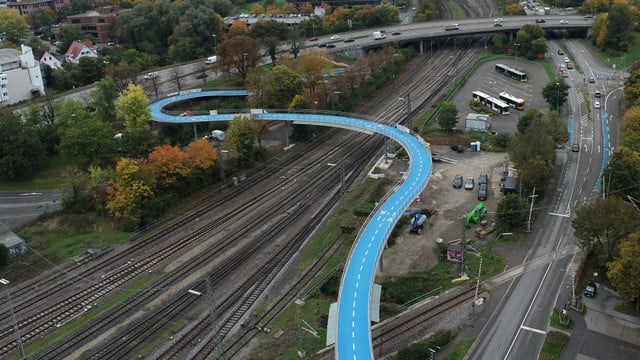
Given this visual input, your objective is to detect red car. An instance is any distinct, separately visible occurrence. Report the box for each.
[309,37,318,41]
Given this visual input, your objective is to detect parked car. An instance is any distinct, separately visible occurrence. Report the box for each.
[479,172,488,185]
[478,183,488,201]
[594,101,601,109]
[453,175,463,189]
[594,90,601,98]
[451,144,465,153]
[584,281,597,298]
[464,176,474,190]
[571,143,580,152]
[309,37,318,41]
[330,35,340,40]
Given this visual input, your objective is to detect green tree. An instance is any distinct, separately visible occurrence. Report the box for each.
[73,57,105,86]
[115,84,152,131]
[120,127,160,159]
[0,8,29,45]
[66,0,96,15]
[112,0,177,59]
[516,108,544,134]
[169,4,222,61]
[573,196,640,270]
[217,35,261,84]
[543,111,569,145]
[437,102,458,132]
[59,167,91,213]
[373,3,401,26]
[59,116,116,168]
[227,115,259,165]
[621,107,640,138]
[251,65,302,109]
[511,119,556,194]
[495,194,527,232]
[619,134,640,152]
[0,112,46,180]
[26,8,56,33]
[250,20,291,41]
[288,95,316,142]
[0,245,9,271]
[58,26,91,52]
[91,77,118,123]
[608,236,640,311]
[542,79,571,111]
[602,146,640,200]
[606,3,633,53]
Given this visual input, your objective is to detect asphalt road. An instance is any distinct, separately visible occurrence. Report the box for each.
[468,39,624,359]
[0,191,61,230]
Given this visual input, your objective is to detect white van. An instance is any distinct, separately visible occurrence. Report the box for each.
[143,71,159,80]
[205,56,217,65]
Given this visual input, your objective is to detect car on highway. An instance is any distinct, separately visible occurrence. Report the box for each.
[535,18,546,23]
[344,38,355,43]
[583,14,594,19]
[557,49,564,55]
[309,37,318,41]
[595,90,601,98]
[144,72,159,80]
[567,62,574,69]
[571,143,580,152]
[326,44,336,48]
[589,76,595,83]
[318,43,327,48]
[494,23,503,27]
[464,176,475,190]
[594,101,601,108]
[453,175,463,189]
[392,31,401,36]
[561,70,569,78]
[560,19,569,24]
[330,35,340,40]
[564,57,570,63]
[494,18,503,22]
[451,144,465,153]
[478,183,488,201]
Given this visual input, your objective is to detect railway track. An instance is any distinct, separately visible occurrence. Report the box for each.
[4,41,487,359]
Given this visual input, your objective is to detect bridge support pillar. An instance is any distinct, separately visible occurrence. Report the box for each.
[419,39,424,55]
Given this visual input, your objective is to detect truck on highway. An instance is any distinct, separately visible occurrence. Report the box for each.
[373,31,386,40]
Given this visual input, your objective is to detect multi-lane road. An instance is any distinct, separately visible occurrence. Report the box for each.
[468,39,625,359]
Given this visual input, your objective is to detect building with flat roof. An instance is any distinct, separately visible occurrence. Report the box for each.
[0,228,27,257]
[7,0,69,16]
[64,6,119,43]
[0,45,45,105]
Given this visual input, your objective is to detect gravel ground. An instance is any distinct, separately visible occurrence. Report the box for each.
[377,145,510,279]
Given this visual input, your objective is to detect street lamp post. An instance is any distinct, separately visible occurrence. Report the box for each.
[212,34,217,53]
[514,43,520,59]
[0,279,25,359]
[556,82,560,113]
[209,130,226,189]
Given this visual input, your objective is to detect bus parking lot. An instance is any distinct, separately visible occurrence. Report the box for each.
[451,59,551,134]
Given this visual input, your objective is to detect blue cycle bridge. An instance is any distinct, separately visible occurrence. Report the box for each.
[149,90,433,360]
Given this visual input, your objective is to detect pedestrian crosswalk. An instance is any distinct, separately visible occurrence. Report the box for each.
[581,114,590,127]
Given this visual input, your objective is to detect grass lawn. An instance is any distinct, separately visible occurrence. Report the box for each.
[446,336,476,360]
[0,154,73,191]
[539,330,570,360]
[3,214,131,282]
[550,307,574,330]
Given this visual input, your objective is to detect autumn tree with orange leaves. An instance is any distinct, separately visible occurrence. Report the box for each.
[106,158,155,225]
[148,144,191,187]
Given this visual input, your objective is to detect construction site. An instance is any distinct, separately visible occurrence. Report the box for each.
[377,144,510,278]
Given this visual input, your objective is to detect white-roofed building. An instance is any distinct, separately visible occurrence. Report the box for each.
[0,45,46,105]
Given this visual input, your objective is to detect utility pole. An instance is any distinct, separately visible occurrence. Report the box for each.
[460,216,466,277]
[525,188,537,232]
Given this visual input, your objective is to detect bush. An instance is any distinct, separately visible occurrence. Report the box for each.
[120,217,139,232]
[493,133,511,149]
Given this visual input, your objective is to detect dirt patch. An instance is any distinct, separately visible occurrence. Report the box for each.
[377,145,509,279]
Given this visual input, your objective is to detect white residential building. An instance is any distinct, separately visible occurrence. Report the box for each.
[40,51,62,70]
[64,39,98,64]
[0,45,45,105]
